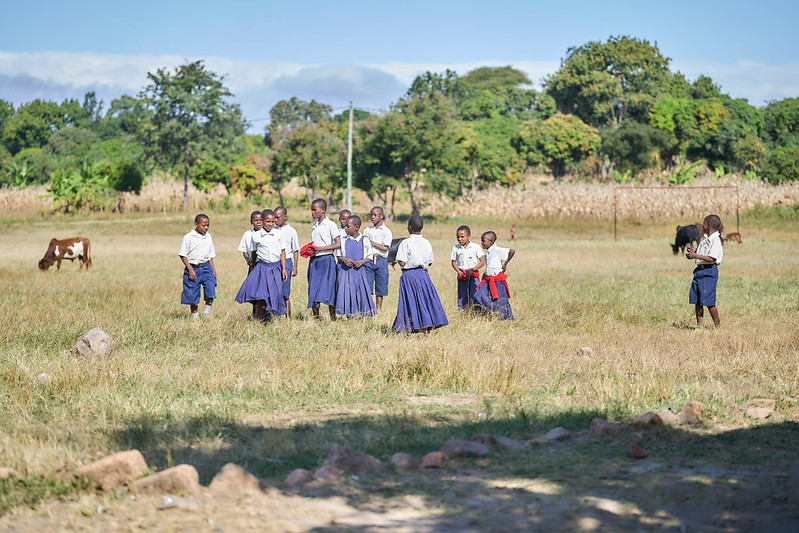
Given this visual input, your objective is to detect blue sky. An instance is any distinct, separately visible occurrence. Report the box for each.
[2,0,797,131]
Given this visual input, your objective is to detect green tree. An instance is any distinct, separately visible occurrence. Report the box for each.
[270,121,345,205]
[230,154,272,197]
[1,100,65,154]
[332,108,372,124]
[762,98,799,148]
[513,113,601,178]
[360,93,460,214]
[545,36,673,127]
[107,159,144,193]
[137,60,247,210]
[601,121,676,175]
[267,97,332,139]
[456,118,525,189]
[761,146,799,183]
[461,66,531,91]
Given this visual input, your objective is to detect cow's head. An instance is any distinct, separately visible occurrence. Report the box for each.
[671,243,679,255]
[38,258,54,270]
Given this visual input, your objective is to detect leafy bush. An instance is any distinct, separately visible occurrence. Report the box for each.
[108,159,144,193]
[601,121,676,175]
[760,146,799,183]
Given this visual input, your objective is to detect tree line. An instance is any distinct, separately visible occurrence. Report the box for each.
[1,36,797,213]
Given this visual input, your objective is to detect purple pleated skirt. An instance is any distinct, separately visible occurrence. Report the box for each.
[307,254,337,307]
[392,267,448,333]
[335,263,376,317]
[234,261,286,314]
[473,280,514,320]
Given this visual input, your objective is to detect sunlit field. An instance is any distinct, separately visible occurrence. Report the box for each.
[1,208,798,529]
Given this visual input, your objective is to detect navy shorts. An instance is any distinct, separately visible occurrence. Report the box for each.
[366,256,389,296]
[181,262,216,304]
[689,264,718,306]
[282,258,293,300]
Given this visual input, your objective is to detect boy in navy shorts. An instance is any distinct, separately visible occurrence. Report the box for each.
[363,206,392,312]
[685,214,724,329]
[179,214,217,318]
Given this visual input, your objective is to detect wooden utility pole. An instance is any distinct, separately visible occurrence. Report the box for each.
[347,102,353,211]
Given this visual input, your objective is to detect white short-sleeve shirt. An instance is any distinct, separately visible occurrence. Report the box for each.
[696,231,723,266]
[252,228,286,263]
[280,223,300,254]
[179,230,216,265]
[337,234,374,260]
[483,244,510,276]
[238,228,258,254]
[312,217,340,256]
[451,241,484,270]
[363,224,393,259]
[396,234,434,270]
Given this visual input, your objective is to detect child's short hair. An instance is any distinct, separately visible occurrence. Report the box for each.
[250,210,262,222]
[312,198,327,210]
[261,208,275,219]
[371,206,384,216]
[195,214,209,224]
[274,206,287,217]
[408,214,424,233]
[706,214,722,230]
[347,215,362,228]
[340,209,352,218]
[457,225,471,235]
[482,230,497,242]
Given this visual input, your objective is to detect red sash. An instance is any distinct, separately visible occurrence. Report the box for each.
[476,272,510,300]
[457,270,481,281]
[300,242,318,258]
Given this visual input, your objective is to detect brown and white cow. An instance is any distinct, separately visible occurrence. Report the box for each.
[38,237,92,271]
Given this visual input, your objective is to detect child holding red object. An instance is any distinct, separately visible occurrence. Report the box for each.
[450,225,485,310]
[473,231,515,320]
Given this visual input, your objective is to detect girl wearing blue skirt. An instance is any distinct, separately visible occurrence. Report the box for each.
[392,215,448,333]
[307,199,341,320]
[335,215,377,318]
[473,230,515,320]
[234,209,288,321]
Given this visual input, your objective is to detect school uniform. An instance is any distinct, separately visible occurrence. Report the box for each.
[392,234,448,333]
[335,234,376,317]
[363,223,393,297]
[451,241,484,309]
[474,244,513,320]
[280,223,300,301]
[690,231,723,306]
[234,228,286,316]
[178,229,216,305]
[307,216,339,307]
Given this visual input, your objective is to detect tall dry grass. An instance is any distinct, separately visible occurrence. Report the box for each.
[1,210,797,487]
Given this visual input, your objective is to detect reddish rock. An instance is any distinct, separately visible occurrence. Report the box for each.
[590,418,622,437]
[541,427,572,441]
[389,453,417,470]
[312,465,340,481]
[73,449,148,491]
[678,401,706,424]
[420,452,445,469]
[629,442,647,459]
[746,399,775,420]
[0,467,20,480]
[325,444,382,475]
[472,434,525,451]
[130,464,201,498]
[284,468,312,486]
[440,439,490,459]
[208,463,262,494]
[655,407,679,425]
[628,412,664,429]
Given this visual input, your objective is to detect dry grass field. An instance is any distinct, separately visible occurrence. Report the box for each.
[1,203,798,531]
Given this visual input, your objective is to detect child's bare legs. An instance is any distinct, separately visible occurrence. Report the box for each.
[708,305,720,327]
[255,300,265,321]
[312,302,320,319]
[375,295,383,312]
[695,304,720,328]
[285,299,292,319]
[328,304,336,321]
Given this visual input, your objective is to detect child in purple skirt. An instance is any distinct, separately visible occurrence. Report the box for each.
[234,209,288,321]
[335,215,377,318]
[392,215,448,333]
[307,198,340,320]
[473,231,515,320]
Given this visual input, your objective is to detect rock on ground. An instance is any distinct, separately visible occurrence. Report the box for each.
[678,401,706,424]
[73,328,114,357]
[208,463,263,494]
[325,444,383,475]
[590,418,623,437]
[73,450,148,491]
[130,464,200,498]
[440,439,491,459]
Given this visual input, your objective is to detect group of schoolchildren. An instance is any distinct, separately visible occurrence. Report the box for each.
[178,199,518,332]
[179,204,727,332]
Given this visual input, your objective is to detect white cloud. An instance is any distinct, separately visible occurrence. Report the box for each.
[1,51,797,135]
